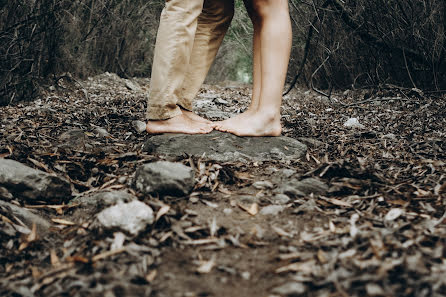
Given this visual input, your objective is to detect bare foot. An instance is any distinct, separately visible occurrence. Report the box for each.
[214,112,282,137]
[146,114,213,135]
[181,109,211,124]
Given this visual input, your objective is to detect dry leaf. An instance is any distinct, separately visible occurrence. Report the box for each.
[238,203,259,216]
[276,260,316,274]
[155,205,170,221]
[272,226,293,237]
[92,248,126,262]
[50,250,60,267]
[197,255,216,274]
[51,218,76,226]
[317,249,328,264]
[209,217,218,237]
[145,270,157,283]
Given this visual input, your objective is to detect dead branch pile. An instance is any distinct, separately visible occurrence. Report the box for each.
[288,0,446,92]
[0,0,163,105]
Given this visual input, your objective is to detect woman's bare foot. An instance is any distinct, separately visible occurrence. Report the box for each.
[146,114,213,135]
[214,112,282,137]
[181,109,211,124]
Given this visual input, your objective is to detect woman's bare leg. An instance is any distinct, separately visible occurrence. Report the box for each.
[214,0,291,136]
[243,0,261,112]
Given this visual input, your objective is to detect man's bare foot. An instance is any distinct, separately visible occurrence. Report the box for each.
[214,112,282,137]
[181,109,211,124]
[146,114,213,135]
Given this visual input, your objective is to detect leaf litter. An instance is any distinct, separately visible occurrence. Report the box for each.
[0,73,445,296]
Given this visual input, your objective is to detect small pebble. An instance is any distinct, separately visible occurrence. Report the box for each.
[223,208,233,215]
[241,271,251,280]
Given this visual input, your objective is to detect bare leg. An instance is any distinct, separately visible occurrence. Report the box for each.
[244,0,261,112]
[214,0,292,137]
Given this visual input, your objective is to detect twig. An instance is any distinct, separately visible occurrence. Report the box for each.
[310,43,340,100]
[284,0,332,96]
[403,49,417,90]
[343,96,412,107]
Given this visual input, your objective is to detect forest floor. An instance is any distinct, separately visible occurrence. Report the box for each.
[1,72,446,297]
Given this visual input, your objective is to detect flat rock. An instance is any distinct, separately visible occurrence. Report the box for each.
[278,177,328,197]
[96,200,154,236]
[143,131,307,162]
[0,159,72,203]
[134,161,195,196]
[0,200,51,236]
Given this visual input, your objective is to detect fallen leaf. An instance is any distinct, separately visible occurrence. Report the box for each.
[51,218,76,226]
[155,205,170,221]
[50,250,60,267]
[92,248,126,262]
[238,203,259,216]
[197,255,216,274]
[145,270,157,283]
[276,260,316,274]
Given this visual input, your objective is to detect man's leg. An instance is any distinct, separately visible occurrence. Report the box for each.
[146,0,213,134]
[215,0,292,137]
[177,0,235,123]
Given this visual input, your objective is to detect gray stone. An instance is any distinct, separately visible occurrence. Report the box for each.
[94,126,110,138]
[344,117,365,129]
[279,177,328,197]
[0,159,71,203]
[260,205,285,216]
[271,194,290,205]
[72,190,136,213]
[97,200,154,235]
[271,282,307,296]
[215,98,230,106]
[294,199,319,213]
[134,161,195,196]
[279,169,297,178]
[58,128,87,149]
[132,120,147,134]
[143,131,307,162]
[124,79,141,91]
[0,200,51,235]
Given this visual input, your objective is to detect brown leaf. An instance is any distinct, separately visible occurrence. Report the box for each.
[196,255,216,274]
[238,203,259,216]
[50,250,60,267]
[155,205,170,222]
[51,218,76,226]
[145,270,157,283]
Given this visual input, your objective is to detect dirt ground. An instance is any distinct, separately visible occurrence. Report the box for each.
[1,73,446,297]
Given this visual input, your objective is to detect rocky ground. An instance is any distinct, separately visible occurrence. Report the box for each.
[1,72,446,297]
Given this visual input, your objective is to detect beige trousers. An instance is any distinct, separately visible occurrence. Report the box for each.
[146,0,234,120]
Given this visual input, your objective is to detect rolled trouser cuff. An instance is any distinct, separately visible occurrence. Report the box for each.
[146,103,182,121]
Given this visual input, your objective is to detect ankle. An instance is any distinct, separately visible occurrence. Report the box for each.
[255,109,281,122]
